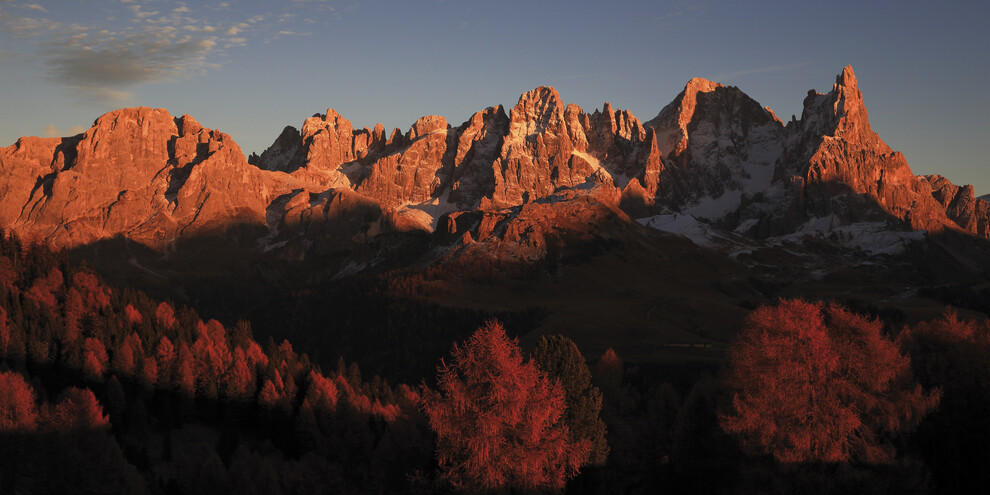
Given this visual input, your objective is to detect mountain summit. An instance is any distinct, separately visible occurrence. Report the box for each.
[1,67,986,261]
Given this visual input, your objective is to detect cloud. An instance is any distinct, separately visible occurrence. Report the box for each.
[43,30,221,103]
[223,36,246,48]
[43,124,88,137]
[0,0,354,103]
[6,16,52,36]
[651,0,709,29]
[712,63,810,82]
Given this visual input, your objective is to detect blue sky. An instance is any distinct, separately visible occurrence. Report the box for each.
[1,0,988,192]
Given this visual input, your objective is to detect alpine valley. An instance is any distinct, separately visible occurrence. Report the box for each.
[3,66,988,373]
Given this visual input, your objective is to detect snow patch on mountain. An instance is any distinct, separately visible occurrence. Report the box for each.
[776,216,927,256]
[677,123,781,221]
[640,211,925,257]
[637,213,748,249]
[396,190,458,231]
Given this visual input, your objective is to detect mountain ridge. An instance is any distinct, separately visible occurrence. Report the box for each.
[1,66,986,263]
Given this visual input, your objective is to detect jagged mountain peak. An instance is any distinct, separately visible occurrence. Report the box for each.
[645,77,763,159]
[799,65,883,150]
[835,65,859,92]
[4,66,990,262]
[409,115,449,139]
[685,77,723,94]
[509,86,565,137]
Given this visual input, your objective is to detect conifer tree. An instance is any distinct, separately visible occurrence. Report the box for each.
[720,299,938,463]
[422,321,589,491]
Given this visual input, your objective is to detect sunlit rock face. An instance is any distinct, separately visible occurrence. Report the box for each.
[787,66,952,233]
[644,77,784,221]
[0,108,288,248]
[1,66,988,259]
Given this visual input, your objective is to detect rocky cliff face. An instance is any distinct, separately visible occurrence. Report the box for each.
[640,66,987,242]
[644,78,783,218]
[786,66,952,233]
[1,66,988,263]
[0,108,290,248]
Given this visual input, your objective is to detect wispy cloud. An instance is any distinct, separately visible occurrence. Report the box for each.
[651,0,709,30]
[44,32,221,102]
[43,123,86,137]
[712,63,810,83]
[0,0,353,103]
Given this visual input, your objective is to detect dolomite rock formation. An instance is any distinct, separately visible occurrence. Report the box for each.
[645,77,784,213]
[0,108,291,248]
[789,66,951,232]
[2,66,989,265]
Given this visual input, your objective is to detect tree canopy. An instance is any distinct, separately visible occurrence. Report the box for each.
[719,299,938,463]
[422,321,589,491]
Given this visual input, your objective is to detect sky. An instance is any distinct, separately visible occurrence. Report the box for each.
[1,0,988,192]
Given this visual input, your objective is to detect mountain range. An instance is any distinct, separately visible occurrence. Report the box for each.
[2,66,989,369]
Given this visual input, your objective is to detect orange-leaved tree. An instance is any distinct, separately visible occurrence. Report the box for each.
[422,321,589,491]
[720,299,938,464]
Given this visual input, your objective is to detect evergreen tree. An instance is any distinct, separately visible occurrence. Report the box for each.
[532,334,609,465]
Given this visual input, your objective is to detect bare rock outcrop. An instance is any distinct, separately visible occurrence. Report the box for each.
[644,77,783,214]
[0,107,289,248]
[789,66,958,233]
[4,66,990,266]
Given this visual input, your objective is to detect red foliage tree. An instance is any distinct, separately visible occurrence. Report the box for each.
[24,268,62,310]
[140,355,158,388]
[244,340,268,370]
[257,379,282,409]
[422,321,589,491]
[82,337,109,381]
[175,343,198,397]
[224,348,256,400]
[720,299,939,463]
[112,332,144,377]
[155,336,176,385]
[0,371,39,432]
[155,301,176,330]
[124,304,143,326]
[47,387,109,431]
[70,272,110,310]
[302,370,339,412]
[62,288,85,344]
[193,320,230,398]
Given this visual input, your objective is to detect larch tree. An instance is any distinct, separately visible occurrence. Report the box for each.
[82,337,109,381]
[0,370,39,432]
[48,387,109,431]
[720,299,939,464]
[422,321,589,492]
